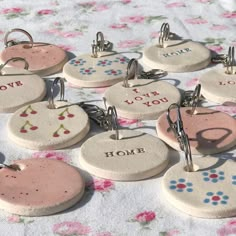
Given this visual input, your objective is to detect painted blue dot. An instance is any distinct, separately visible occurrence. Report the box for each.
[187,188,193,192]
[212,179,218,183]
[170,185,176,190]
[178,178,185,183]
[232,176,236,180]
[186,183,193,187]
[204,177,210,181]
[223,195,229,200]
[210,169,216,173]
[170,180,177,184]
[212,202,218,206]
[207,192,214,196]
[177,189,183,192]
[219,171,224,175]
[232,181,236,185]
[217,191,223,195]
[204,199,210,203]
[221,201,227,205]
[219,177,225,180]
[202,172,208,176]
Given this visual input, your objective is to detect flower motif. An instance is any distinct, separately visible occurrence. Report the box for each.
[104,69,122,76]
[117,39,145,49]
[185,17,208,24]
[185,77,199,88]
[113,56,129,64]
[134,211,156,226]
[1,8,23,14]
[169,178,193,192]
[202,169,224,183]
[37,9,55,15]
[217,220,236,236]
[150,32,160,39]
[165,2,186,8]
[86,179,114,192]
[7,215,22,223]
[120,15,145,23]
[80,67,96,75]
[57,44,76,52]
[204,191,229,205]
[53,221,91,235]
[210,24,228,31]
[97,59,112,67]
[214,106,236,116]
[109,23,128,29]
[221,12,236,19]
[69,59,86,66]
[32,151,69,162]
[207,45,224,53]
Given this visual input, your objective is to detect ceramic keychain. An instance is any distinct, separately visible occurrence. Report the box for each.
[200,46,236,104]
[80,106,170,181]
[8,77,90,150]
[63,31,129,87]
[104,58,181,120]
[0,28,68,76]
[0,57,46,113]
[0,158,84,216]
[143,23,211,72]
[162,125,236,218]
[156,90,236,155]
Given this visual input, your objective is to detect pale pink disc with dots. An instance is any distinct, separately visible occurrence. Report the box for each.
[0,158,84,216]
[156,107,236,155]
[0,43,68,76]
[8,101,90,150]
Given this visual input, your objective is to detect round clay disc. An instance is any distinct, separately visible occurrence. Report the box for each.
[0,67,46,113]
[0,158,84,216]
[63,52,129,87]
[163,157,236,218]
[200,67,236,104]
[156,107,236,155]
[143,40,211,72]
[104,79,181,120]
[8,101,90,150]
[0,43,68,77]
[80,130,169,181]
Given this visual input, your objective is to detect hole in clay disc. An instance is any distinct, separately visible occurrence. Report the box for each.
[184,164,199,172]
[110,134,123,140]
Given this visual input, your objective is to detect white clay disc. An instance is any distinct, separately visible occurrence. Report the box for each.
[163,157,236,218]
[104,79,181,120]
[80,130,169,181]
[8,101,90,150]
[156,107,236,155]
[0,158,84,216]
[143,40,211,72]
[0,67,46,113]
[0,43,68,76]
[200,67,236,104]
[63,52,129,87]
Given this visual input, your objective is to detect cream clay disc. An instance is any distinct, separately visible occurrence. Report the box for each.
[156,107,236,155]
[0,43,68,77]
[63,52,129,87]
[104,79,181,120]
[0,67,46,113]
[8,101,90,150]
[200,67,236,104]
[163,157,236,218]
[143,40,211,72]
[80,130,169,181]
[0,158,84,216]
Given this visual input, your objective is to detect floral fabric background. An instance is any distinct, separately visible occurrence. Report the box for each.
[0,0,236,235]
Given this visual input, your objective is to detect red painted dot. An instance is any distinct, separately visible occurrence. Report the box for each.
[76,61,80,64]
[111,70,116,74]
[210,174,218,178]
[120,59,125,61]
[177,184,186,189]
[212,196,220,201]
[85,70,90,73]
[102,62,106,64]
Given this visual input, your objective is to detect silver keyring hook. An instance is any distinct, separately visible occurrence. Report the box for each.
[123,58,139,88]
[0,57,29,75]
[106,106,119,140]
[4,28,34,48]
[225,46,235,74]
[159,23,170,47]
[48,77,65,109]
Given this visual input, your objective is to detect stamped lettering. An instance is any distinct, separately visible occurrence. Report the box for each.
[163,48,191,58]
[0,81,23,91]
[219,81,236,85]
[105,148,145,157]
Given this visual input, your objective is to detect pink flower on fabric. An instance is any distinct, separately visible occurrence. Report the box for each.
[150,32,160,39]
[217,219,236,236]
[135,211,156,224]
[79,1,96,7]
[166,229,180,236]
[1,8,23,14]
[221,12,236,18]
[196,0,212,2]
[165,2,186,8]
[53,221,91,235]
[94,4,109,11]
[210,25,228,31]
[207,45,223,53]
[94,232,112,236]
[37,9,54,15]
[59,31,83,38]
[120,15,145,23]
[94,87,107,94]
[117,39,144,48]
[32,151,69,162]
[57,44,75,52]
[121,0,132,3]
[86,179,114,192]
[109,23,128,29]
[185,78,199,88]
[7,215,21,223]
[118,118,138,126]
[185,17,208,24]
[214,106,236,116]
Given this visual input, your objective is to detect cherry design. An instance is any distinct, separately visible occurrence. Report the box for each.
[58,108,74,120]
[53,124,70,138]
[20,105,37,117]
[20,120,38,133]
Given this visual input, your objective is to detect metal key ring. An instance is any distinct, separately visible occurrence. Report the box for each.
[123,58,139,88]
